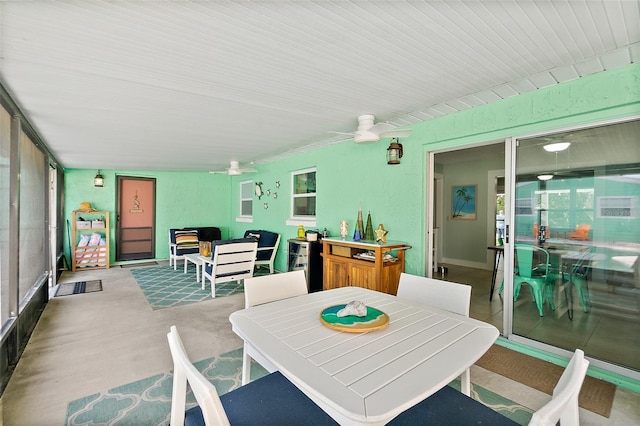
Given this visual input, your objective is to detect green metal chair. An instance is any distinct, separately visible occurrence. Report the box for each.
[569,247,593,313]
[510,244,557,316]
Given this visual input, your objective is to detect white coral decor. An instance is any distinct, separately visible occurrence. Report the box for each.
[337,300,367,317]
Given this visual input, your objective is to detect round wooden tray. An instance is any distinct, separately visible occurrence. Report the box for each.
[320,304,389,333]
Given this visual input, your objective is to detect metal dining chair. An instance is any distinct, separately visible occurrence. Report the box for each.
[569,247,594,313]
[513,244,558,317]
[241,270,308,385]
[396,273,473,396]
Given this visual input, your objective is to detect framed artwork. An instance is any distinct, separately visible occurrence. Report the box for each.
[452,185,477,220]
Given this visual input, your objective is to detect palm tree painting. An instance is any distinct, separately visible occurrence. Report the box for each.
[452,185,477,220]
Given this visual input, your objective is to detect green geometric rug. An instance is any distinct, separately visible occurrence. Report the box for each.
[130,264,255,309]
[64,348,534,426]
[64,348,266,426]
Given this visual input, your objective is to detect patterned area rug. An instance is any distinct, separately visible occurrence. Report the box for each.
[120,261,158,268]
[55,280,103,297]
[130,264,243,309]
[64,348,534,426]
[130,264,271,309]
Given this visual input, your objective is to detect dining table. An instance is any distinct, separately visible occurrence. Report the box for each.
[229,286,499,425]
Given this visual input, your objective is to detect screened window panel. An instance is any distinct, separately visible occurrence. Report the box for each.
[18,130,46,306]
[0,106,10,324]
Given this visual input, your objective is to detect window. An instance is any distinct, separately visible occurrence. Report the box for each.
[597,196,636,218]
[515,198,534,216]
[236,180,253,222]
[288,167,316,226]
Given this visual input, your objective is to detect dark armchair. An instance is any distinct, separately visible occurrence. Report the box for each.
[168,226,221,270]
[243,230,281,274]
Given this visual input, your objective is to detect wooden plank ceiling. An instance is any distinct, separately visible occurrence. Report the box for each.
[0,0,638,171]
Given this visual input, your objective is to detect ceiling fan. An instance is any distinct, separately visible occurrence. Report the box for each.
[210,161,257,175]
[330,114,412,144]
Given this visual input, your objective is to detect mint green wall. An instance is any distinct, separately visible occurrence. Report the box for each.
[64,63,640,273]
[64,169,232,262]
[228,63,640,274]
[227,137,425,274]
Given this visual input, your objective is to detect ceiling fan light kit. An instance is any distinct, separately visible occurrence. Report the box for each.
[543,142,571,152]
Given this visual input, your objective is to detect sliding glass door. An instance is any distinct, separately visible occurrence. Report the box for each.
[510,118,640,373]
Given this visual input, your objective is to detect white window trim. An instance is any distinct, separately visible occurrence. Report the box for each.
[236,179,254,223]
[597,196,636,219]
[288,167,316,227]
[515,197,534,216]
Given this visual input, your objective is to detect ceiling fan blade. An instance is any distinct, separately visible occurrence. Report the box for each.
[379,129,412,139]
[328,130,356,136]
[354,131,381,144]
[239,168,257,173]
[368,122,396,135]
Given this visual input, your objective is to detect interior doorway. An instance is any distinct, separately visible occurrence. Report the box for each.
[116,176,156,261]
[428,141,507,333]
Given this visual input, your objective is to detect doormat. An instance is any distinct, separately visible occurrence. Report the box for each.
[476,344,616,417]
[120,261,158,268]
[55,280,103,297]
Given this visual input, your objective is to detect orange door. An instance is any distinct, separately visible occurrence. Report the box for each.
[116,176,156,261]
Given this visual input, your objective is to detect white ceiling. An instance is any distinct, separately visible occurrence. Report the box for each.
[0,0,638,172]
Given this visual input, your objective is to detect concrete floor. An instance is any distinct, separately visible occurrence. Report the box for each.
[2,262,639,425]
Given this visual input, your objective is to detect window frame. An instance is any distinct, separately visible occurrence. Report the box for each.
[236,179,253,223]
[597,196,636,219]
[286,167,316,227]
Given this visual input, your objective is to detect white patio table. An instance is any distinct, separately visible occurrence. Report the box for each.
[183,253,207,284]
[229,286,499,425]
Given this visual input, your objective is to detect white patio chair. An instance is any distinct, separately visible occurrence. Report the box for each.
[241,270,308,385]
[167,325,232,426]
[201,240,257,298]
[167,326,336,426]
[397,273,473,395]
[528,349,589,426]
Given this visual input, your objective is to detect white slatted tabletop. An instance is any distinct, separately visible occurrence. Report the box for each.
[229,286,498,425]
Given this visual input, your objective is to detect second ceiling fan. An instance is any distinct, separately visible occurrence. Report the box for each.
[210,161,257,175]
[332,114,411,143]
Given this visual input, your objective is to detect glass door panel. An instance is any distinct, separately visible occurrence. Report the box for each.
[512,119,640,372]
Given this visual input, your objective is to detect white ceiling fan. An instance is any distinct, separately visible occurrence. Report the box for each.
[210,161,257,175]
[330,114,412,144]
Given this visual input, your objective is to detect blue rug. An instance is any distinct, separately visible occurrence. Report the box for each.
[64,348,266,426]
[130,264,248,309]
[65,348,534,425]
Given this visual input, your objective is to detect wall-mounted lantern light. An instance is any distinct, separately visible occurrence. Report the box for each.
[387,138,403,165]
[94,170,104,187]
